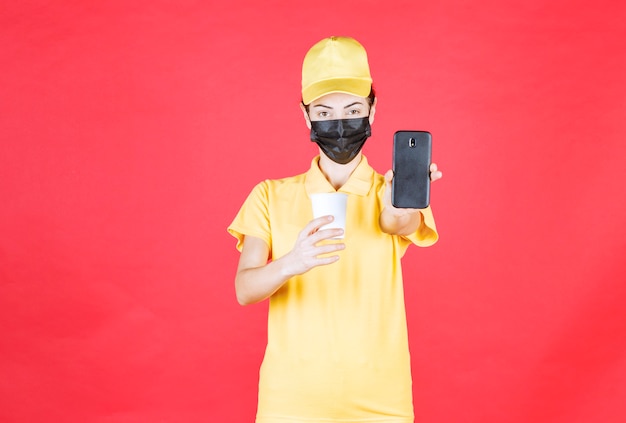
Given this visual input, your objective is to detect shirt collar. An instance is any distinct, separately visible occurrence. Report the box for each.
[304,155,374,196]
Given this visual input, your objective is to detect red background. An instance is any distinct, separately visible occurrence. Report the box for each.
[2,1,625,422]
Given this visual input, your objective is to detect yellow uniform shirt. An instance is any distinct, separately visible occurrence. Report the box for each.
[228,156,438,423]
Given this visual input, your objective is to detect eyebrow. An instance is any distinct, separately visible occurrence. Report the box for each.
[312,101,364,109]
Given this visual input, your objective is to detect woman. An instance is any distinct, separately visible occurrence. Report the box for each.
[228,36,442,423]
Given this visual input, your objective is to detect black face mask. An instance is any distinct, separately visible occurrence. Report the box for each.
[310,117,371,165]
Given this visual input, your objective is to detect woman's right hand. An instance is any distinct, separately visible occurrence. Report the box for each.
[235,216,344,305]
[281,215,345,277]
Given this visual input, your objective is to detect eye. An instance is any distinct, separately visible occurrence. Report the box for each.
[317,111,329,118]
[347,104,367,115]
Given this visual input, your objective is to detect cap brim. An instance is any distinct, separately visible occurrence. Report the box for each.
[302,77,372,105]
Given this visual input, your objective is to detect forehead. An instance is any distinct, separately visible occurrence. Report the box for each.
[310,92,368,108]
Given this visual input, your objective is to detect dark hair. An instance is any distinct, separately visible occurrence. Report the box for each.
[302,86,376,113]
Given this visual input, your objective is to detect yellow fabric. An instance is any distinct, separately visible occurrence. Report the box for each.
[228,156,438,422]
[301,36,373,105]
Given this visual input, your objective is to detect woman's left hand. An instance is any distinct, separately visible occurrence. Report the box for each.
[429,163,443,182]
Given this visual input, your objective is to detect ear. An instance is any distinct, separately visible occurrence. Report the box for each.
[368,97,377,125]
[300,102,312,129]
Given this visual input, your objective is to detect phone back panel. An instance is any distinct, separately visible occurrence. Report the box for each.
[391,131,432,209]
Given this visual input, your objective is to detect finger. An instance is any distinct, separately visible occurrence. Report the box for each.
[308,227,344,244]
[430,170,443,182]
[314,241,345,255]
[384,169,394,183]
[430,163,438,173]
[311,254,341,266]
[301,215,335,237]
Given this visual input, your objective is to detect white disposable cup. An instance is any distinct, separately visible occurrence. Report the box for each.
[310,193,348,239]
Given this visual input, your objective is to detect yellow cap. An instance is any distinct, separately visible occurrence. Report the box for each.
[301,36,373,105]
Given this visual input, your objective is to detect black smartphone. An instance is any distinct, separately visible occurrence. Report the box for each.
[391,130,432,209]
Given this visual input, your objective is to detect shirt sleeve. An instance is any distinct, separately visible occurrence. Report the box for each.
[227,180,272,252]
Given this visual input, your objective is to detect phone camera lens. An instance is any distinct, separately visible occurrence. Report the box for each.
[409,138,416,148]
